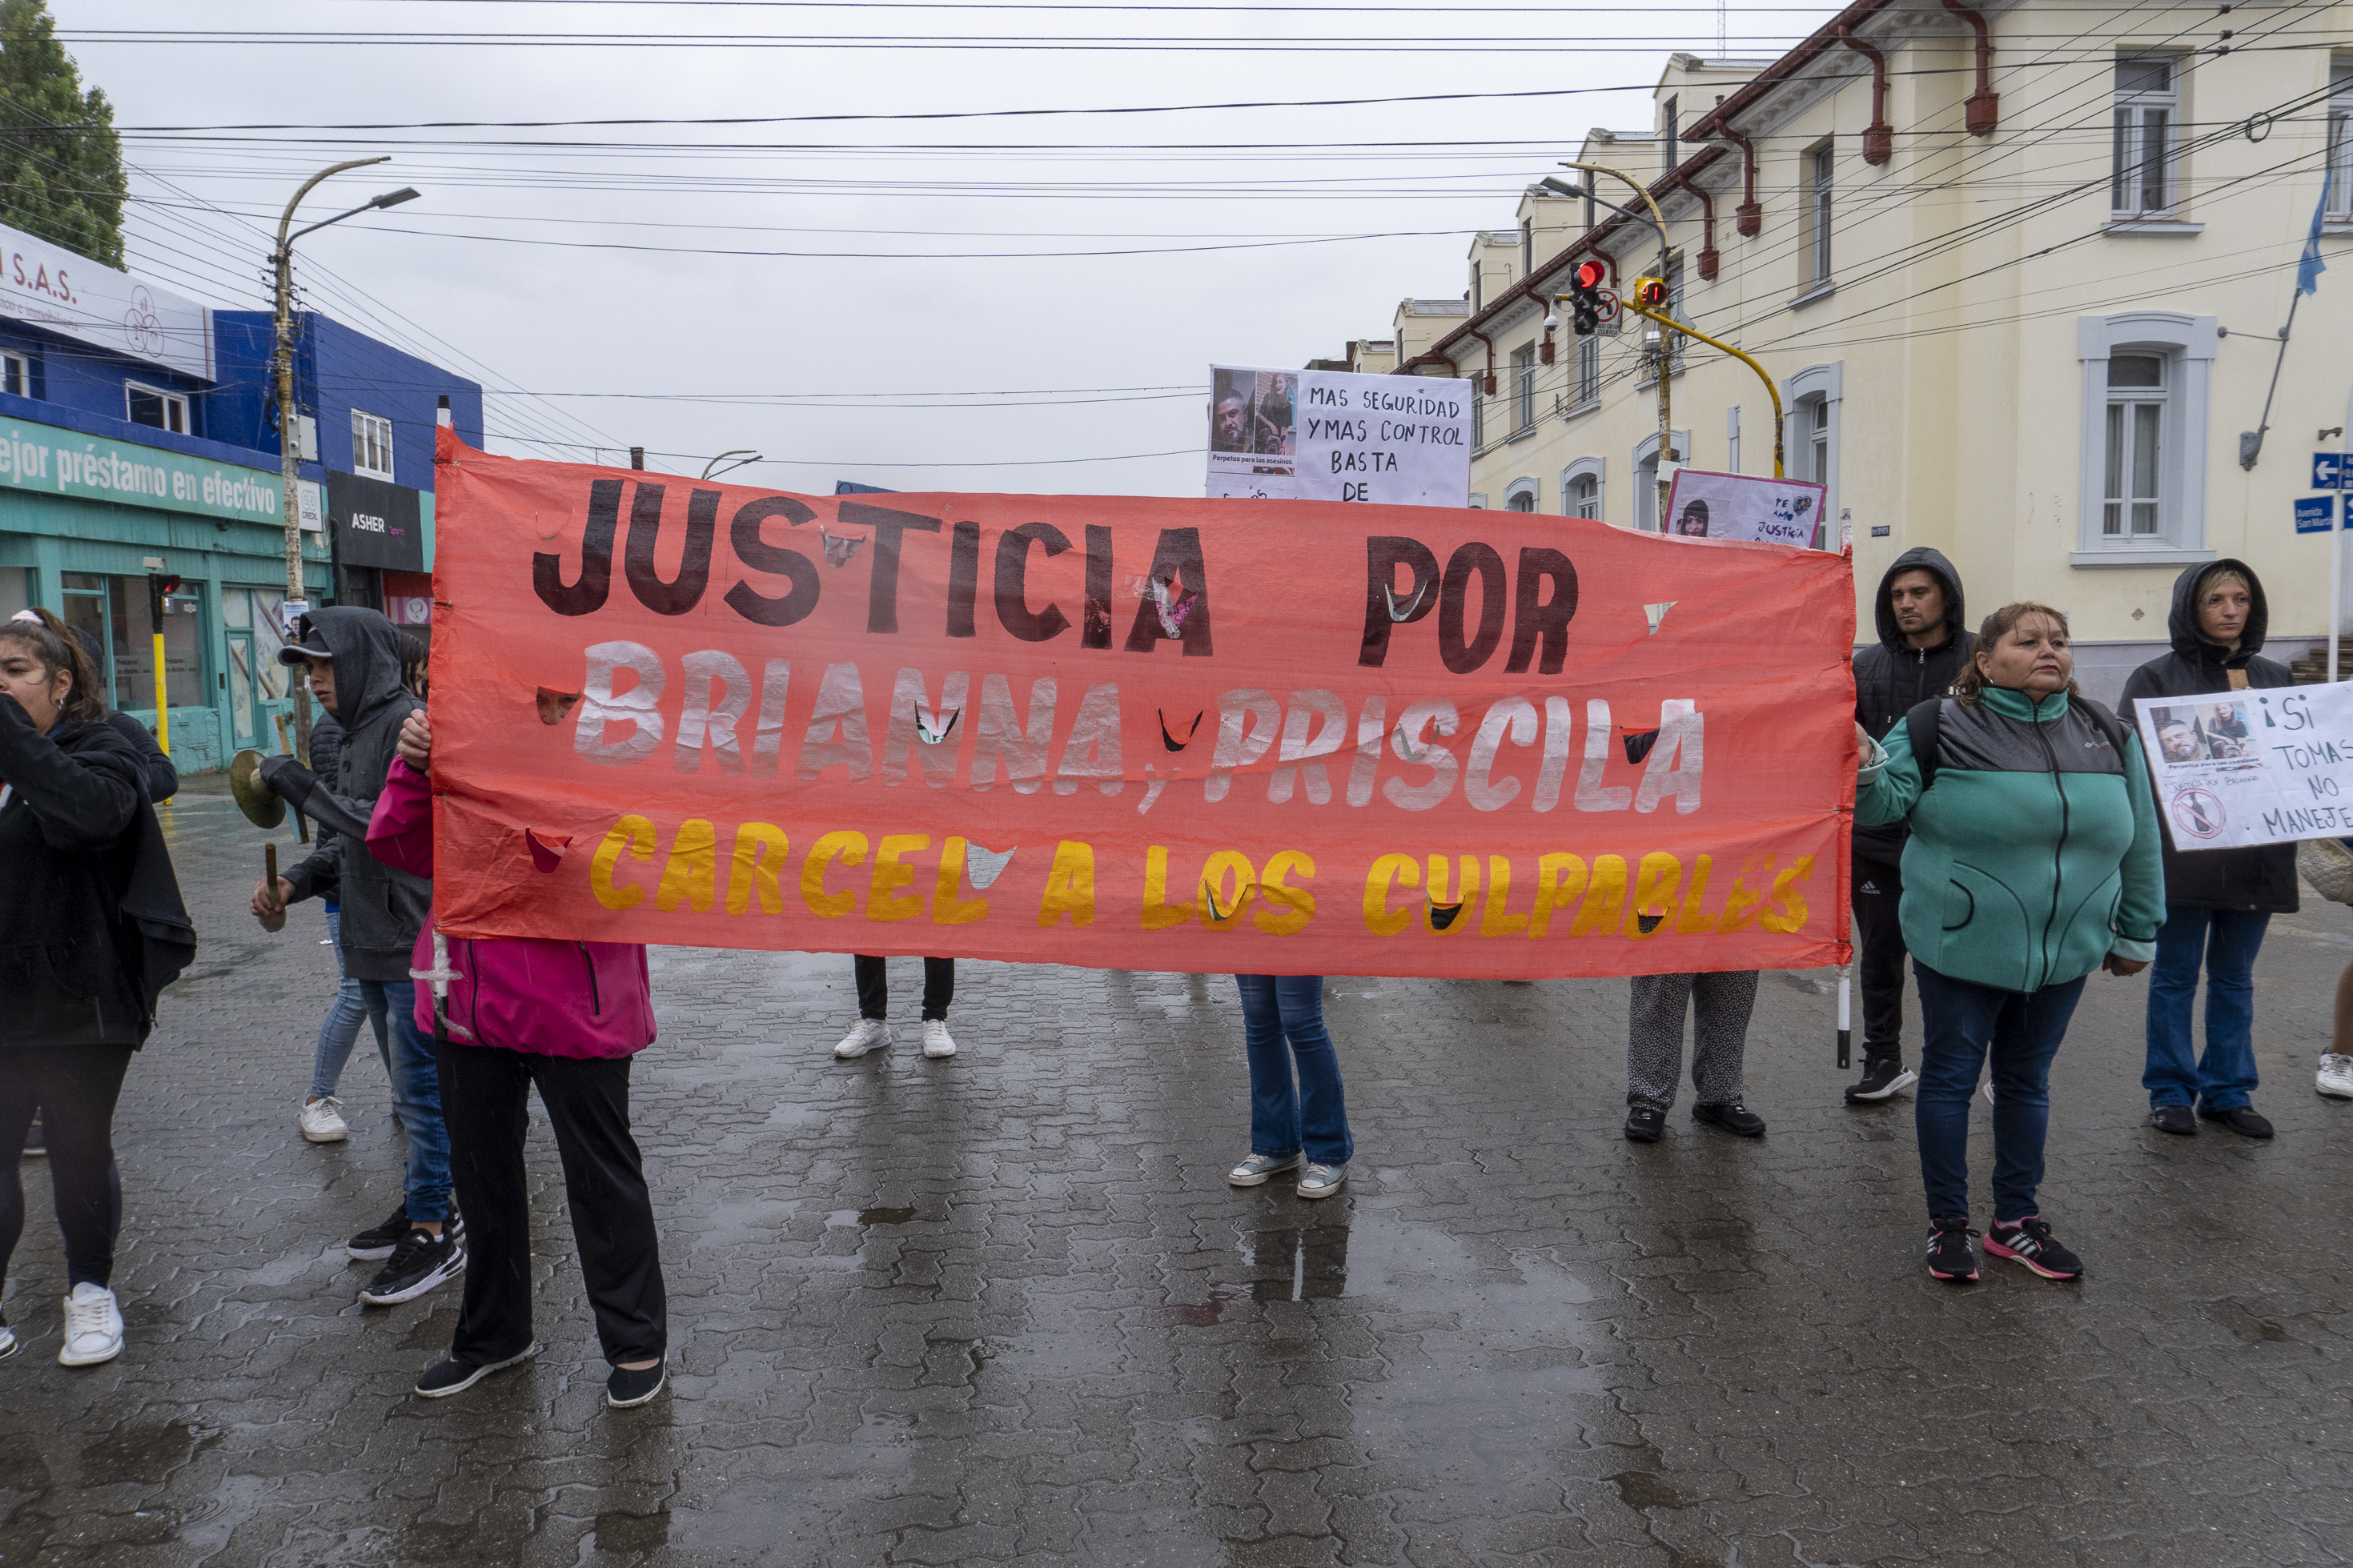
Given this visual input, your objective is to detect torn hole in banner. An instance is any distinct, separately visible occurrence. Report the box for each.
[1385,579,1429,623]
[965,843,1017,890]
[914,706,960,746]
[1426,899,1467,932]
[1644,601,1676,635]
[1621,729,1660,764]
[1149,572,1198,639]
[820,526,868,567]
[525,827,572,874]
[536,688,584,725]
[1158,708,1203,752]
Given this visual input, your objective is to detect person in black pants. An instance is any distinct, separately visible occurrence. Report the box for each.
[0,612,194,1367]
[1847,548,1975,1105]
[833,957,958,1061]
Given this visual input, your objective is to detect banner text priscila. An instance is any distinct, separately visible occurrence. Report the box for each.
[581,820,1817,940]
[569,645,1704,817]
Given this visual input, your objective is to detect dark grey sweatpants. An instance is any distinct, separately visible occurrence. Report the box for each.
[1627,971,1760,1111]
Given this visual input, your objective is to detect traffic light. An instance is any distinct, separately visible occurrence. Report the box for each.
[1568,258,1607,337]
[1630,275,1669,311]
[146,572,180,632]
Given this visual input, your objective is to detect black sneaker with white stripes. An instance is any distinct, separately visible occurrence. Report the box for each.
[359,1225,466,1305]
[347,1205,412,1261]
[1985,1216,2083,1281]
[1845,1055,1918,1104]
[1925,1217,1978,1282]
[414,1341,537,1398]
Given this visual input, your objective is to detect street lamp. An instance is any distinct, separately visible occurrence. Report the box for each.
[701,450,762,480]
[271,157,421,759]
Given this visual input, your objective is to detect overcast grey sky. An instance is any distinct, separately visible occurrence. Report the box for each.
[63,0,1838,495]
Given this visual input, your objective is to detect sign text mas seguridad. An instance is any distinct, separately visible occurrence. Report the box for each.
[0,416,282,523]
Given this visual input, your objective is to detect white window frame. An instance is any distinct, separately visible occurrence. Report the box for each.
[2329,58,2353,221]
[2074,311,2215,566]
[2112,54,2181,218]
[351,408,396,482]
[1632,428,1692,532]
[1572,331,1601,411]
[1804,141,1834,282]
[125,380,187,435]
[1504,475,1541,512]
[1512,343,1536,434]
[1785,362,1842,528]
[1563,456,1605,520]
[0,352,23,399]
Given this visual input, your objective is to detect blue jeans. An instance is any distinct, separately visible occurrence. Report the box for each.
[1913,961,2086,1225]
[1236,975,1353,1167]
[2143,905,2268,1112]
[310,908,391,1101]
[355,978,451,1225]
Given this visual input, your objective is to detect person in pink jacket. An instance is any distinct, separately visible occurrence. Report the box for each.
[368,709,669,1409]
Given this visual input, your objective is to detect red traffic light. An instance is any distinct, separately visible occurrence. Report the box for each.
[1573,259,1608,292]
[157,575,180,596]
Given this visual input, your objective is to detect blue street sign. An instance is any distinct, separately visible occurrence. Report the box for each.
[2317,451,2346,489]
[2296,495,2337,533]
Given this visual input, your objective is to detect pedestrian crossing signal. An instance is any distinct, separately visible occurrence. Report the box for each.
[1631,275,1668,310]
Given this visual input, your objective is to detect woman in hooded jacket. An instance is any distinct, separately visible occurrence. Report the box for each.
[2118,561,2292,1140]
[0,612,192,1367]
[367,708,672,1409]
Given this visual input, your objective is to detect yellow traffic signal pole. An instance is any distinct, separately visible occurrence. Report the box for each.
[1626,302,1785,477]
[151,629,168,756]
[1559,162,1676,527]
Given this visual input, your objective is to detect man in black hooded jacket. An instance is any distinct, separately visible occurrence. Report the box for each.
[250,608,461,1306]
[1847,547,1975,1104]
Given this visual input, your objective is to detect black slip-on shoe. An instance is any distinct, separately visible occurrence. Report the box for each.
[2198,1105,2275,1139]
[1624,1106,1665,1143]
[607,1361,668,1409]
[2149,1105,2198,1136]
[1692,1101,1766,1137]
[415,1341,538,1399]
[1845,1056,1917,1104]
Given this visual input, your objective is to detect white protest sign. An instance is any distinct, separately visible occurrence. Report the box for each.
[2133,682,2353,849]
[1663,468,1830,547]
[1207,364,1470,505]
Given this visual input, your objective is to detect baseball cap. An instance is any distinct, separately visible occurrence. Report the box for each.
[276,619,332,665]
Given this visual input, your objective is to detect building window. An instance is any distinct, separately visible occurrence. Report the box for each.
[1798,396,1829,485]
[126,381,187,435]
[1512,343,1536,432]
[0,353,23,398]
[1575,333,1600,407]
[2075,311,2215,561]
[352,409,396,480]
[2102,355,2166,535]
[1786,361,1843,527]
[1521,219,1533,279]
[1470,258,1482,313]
[1632,430,1691,532]
[2330,58,2353,219]
[1564,457,1604,519]
[1470,381,1485,448]
[1505,477,1540,512]
[2113,55,2178,216]
[61,571,204,711]
[1661,95,1679,173]
[1804,141,1833,281]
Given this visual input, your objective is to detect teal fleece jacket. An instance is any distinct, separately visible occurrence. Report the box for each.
[1855,687,2164,993]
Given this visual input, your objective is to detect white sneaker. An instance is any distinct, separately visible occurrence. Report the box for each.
[1297,1162,1348,1200]
[0,1311,17,1361]
[2319,1053,2353,1100]
[833,1018,892,1059]
[58,1282,123,1367]
[922,1020,957,1059]
[1228,1152,1300,1187]
[299,1097,348,1143]
[1982,1081,1995,1105]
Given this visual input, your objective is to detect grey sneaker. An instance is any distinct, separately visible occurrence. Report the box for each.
[833,1018,891,1059]
[1227,1152,1300,1187]
[1297,1162,1347,1199]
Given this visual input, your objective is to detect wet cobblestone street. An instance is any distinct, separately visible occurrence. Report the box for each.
[4,784,2351,1566]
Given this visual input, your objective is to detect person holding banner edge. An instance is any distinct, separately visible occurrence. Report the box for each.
[1847,550,1976,1107]
[2118,561,2292,1139]
[1856,602,2163,1284]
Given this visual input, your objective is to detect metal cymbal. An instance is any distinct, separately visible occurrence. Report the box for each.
[229,749,286,829]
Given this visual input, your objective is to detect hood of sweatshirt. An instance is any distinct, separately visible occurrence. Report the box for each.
[2165,557,2268,665]
[1873,547,1967,652]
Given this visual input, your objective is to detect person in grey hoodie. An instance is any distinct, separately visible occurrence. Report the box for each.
[1845,548,1975,1105]
[249,608,461,1307]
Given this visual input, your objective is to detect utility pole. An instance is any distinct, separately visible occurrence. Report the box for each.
[1560,162,1676,527]
[272,157,422,761]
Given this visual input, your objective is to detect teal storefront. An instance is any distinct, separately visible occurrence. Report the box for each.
[0,412,333,776]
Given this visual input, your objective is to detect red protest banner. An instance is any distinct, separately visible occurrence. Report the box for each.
[428,428,1855,977]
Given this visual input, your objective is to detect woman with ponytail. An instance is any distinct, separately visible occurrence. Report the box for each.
[0,609,194,1368]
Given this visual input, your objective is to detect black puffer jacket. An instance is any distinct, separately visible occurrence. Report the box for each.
[0,698,195,1047]
[2119,559,2298,913]
[267,609,430,981]
[1853,547,1975,852]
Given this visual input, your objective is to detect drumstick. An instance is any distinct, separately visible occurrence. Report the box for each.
[260,843,287,932]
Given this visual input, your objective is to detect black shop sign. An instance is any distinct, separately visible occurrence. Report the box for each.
[327,470,425,572]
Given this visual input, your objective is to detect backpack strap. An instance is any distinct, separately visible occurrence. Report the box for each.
[1905,697,1945,795]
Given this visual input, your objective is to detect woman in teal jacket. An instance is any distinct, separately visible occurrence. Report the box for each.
[1855,602,2163,1285]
